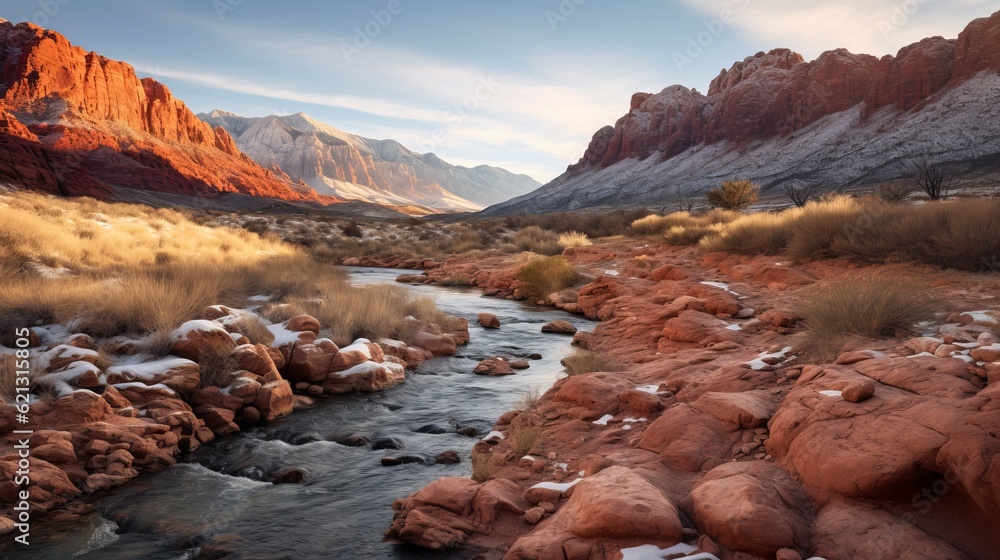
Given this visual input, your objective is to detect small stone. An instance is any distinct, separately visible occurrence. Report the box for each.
[843,379,877,403]
[271,468,306,484]
[478,313,501,329]
[242,406,261,422]
[528,353,543,360]
[524,507,545,524]
[510,360,531,370]
[538,501,556,514]
[435,451,461,464]
[547,452,557,460]
[456,427,479,437]
[698,535,722,556]
[776,548,803,560]
[307,385,324,396]
[541,320,577,335]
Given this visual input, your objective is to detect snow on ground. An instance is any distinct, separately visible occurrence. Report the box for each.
[820,390,844,399]
[593,414,614,426]
[529,478,582,494]
[746,347,793,370]
[700,281,739,296]
[620,543,717,560]
[106,357,196,381]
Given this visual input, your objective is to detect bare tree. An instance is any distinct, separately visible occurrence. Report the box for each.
[874,182,912,202]
[911,160,952,200]
[669,186,696,212]
[784,183,816,207]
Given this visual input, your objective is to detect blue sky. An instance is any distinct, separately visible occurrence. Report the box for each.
[1,0,995,182]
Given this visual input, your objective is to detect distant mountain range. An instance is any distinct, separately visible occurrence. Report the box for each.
[486,10,1000,214]
[0,18,537,215]
[199,110,540,212]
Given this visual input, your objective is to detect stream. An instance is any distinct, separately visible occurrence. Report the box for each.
[6,267,594,560]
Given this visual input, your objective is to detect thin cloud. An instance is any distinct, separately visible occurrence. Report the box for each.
[135,65,445,123]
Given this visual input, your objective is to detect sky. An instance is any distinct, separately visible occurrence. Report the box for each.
[0,0,996,183]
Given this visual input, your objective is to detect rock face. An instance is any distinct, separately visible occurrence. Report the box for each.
[200,110,540,209]
[486,11,1000,214]
[0,21,322,202]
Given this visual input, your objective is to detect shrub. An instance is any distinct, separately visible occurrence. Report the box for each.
[630,212,697,235]
[517,257,580,299]
[664,225,720,246]
[516,386,543,411]
[513,226,561,255]
[558,231,592,249]
[228,314,276,346]
[470,451,495,483]
[798,276,936,353]
[509,416,540,457]
[198,345,239,389]
[560,350,608,375]
[701,212,796,255]
[707,180,760,211]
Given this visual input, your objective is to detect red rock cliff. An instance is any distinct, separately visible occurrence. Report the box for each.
[0,20,322,201]
[570,10,1000,174]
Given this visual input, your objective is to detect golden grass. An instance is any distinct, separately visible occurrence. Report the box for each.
[0,191,457,350]
[558,231,592,249]
[701,212,797,254]
[798,275,936,355]
[198,344,239,389]
[517,256,581,300]
[663,225,721,246]
[560,349,608,375]
[707,180,760,211]
[470,451,496,483]
[679,196,1000,271]
[513,226,562,255]
[509,416,540,457]
[516,386,543,411]
[630,209,741,236]
[228,314,276,346]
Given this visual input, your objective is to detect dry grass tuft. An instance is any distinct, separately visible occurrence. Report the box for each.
[197,345,239,389]
[509,416,540,457]
[513,226,562,255]
[701,212,797,254]
[664,225,721,246]
[517,257,581,300]
[470,451,496,483]
[561,350,608,375]
[558,231,592,249]
[228,314,276,346]
[798,275,936,355]
[516,386,543,412]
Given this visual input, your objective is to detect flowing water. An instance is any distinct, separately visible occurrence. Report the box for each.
[6,267,594,560]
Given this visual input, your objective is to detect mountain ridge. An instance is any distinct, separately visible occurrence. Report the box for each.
[200,110,540,210]
[0,20,324,203]
[485,10,1000,214]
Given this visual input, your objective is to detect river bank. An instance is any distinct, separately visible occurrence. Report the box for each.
[0,267,594,558]
[383,240,1000,560]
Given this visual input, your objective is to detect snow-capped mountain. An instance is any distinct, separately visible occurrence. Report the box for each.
[485,11,1000,214]
[199,111,540,211]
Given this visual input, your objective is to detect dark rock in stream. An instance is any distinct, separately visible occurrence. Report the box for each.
[456,427,479,437]
[289,432,324,445]
[381,455,426,467]
[272,468,307,484]
[371,436,404,450]
[334,433,373,447]
[435,451,461,465]
[414,424,451,435]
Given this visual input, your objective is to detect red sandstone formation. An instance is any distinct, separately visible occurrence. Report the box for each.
[0,20,325,202]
